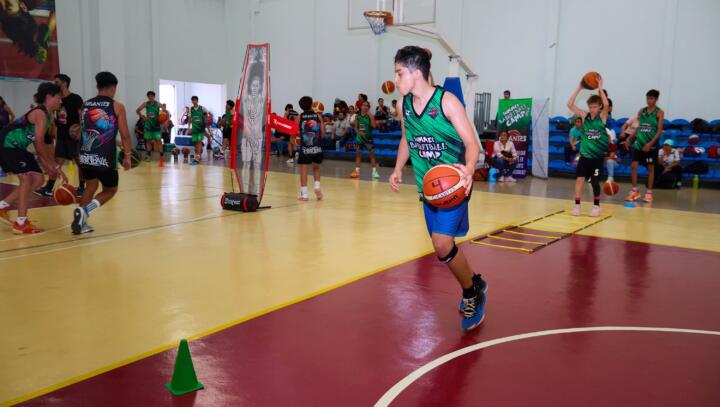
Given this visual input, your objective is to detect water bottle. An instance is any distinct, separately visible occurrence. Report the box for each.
[692,174,699,189]
[489,167,498,182]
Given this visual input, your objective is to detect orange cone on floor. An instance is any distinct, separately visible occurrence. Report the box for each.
[165,339,204,396]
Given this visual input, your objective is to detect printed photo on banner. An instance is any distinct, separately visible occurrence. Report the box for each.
[497,98,532,178]
[0,0,58,80]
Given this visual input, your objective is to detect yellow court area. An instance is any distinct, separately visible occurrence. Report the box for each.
[1,161,719,405]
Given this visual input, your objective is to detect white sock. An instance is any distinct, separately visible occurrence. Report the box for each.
[0,200,9,209]
[16,216,26,225]
[355,167,360,173]
[85,199,101,214]
[314,181,320,189]
[300,186,308,196]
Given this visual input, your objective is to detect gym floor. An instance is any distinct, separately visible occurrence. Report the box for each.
[1,155,719,406]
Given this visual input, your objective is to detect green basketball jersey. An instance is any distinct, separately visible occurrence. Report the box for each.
[403,86,465,192]
[580,113,608,159]
[144,101,160,131]
[190,106,205,133]
[223,111,233,131]
[634,106,660,150]
[2,107,50,150]
[356,114,372,143]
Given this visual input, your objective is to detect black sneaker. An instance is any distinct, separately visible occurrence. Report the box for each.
[76,185,85,198]
[459,274,487,312]
[33,186,53,198]
[461,280,486,331]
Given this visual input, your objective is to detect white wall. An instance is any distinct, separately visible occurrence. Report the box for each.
[2,0,718,126]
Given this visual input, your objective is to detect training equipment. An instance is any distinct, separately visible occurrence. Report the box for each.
[421,164,466,209]
[166,339,204,396]
[603,181,619,196]
[228,43,272,209]
[381,80,395,94]
[172,147,179,156]
[221,192,260,212]
[182,147,190,156]
[158,112,168,123]
[312,101,325,113]
[269,113,299,135]
[350,170,359,179]
[53,184,77,206]
[582,72,600,90]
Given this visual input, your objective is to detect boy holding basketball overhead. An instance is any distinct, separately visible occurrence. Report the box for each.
[566,75,611,217]
[295,96,325,201]
[389,46,486,331]
[71,72,132,235]
[624,89,664,203]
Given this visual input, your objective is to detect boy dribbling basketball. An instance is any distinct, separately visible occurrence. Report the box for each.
[566,75,611,217]
[389,46,487,331]
[71,72,132,234]
[295,96,325,201]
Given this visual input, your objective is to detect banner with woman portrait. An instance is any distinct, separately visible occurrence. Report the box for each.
[0,0,59,80]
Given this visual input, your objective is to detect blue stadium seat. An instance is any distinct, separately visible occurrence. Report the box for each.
[615,117,628,127]
[550,116,569,124]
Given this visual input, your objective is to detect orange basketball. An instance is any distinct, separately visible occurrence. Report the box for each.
[422,164,467,209]
[53,184,77,206]
[381,80,395,95]
[603,180,619,196]
[158,112,168,123]
[582,71,600,90]
[312,101,325,113]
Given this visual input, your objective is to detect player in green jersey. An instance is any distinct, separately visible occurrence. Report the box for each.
[567,75,611,217]
[624,89,664,203]
[389,46,486,331]
[136,91,164,161]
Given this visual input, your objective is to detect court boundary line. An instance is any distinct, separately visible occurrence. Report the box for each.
[374,326,720,407]
[0,227,492,406]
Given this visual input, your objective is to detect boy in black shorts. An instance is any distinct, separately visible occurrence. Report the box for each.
[625,89,664,203]
[35,73,84,197]
[72,72,132,234]
[566,75,611,217]
[294,96,325,201]
[219,99,234,157]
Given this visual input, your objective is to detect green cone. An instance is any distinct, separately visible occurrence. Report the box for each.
[165,339,204,396]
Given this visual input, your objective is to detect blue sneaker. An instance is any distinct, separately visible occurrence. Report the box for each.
[459,274,487,312]
[461,285,486,331]
[76,185,85,198]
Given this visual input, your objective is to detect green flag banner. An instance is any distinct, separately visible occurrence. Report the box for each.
[497,98,532,178]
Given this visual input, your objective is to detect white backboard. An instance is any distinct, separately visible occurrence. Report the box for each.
[348,0,436,30]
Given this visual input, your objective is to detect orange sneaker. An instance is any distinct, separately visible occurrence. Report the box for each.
[350,171,360,179]
[12,220,43,234]
[643,192,654,203]
[625,190,640,201]
[0,208,12,226]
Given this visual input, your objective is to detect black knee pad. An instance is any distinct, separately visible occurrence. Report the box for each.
[438,244,458,264]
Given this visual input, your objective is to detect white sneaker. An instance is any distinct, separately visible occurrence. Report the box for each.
[506,176,516,183]
[571,204,581,216]
[589,205,601,217]
[286,158,294,165]
[497,176,506,182]
[298,194,309,201]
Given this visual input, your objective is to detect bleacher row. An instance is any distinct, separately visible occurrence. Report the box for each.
[548,117,720,184]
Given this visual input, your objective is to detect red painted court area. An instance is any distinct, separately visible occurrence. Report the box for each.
[20,235,720,406]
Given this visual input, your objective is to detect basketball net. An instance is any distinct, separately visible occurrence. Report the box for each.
[363,10,393,35]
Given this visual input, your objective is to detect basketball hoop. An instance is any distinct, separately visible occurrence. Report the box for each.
[363,10,393,35]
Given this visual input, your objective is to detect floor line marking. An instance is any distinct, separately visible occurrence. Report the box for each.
[375,326,720,407]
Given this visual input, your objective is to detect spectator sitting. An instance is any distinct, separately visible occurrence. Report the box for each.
[375,98,390,131]
[390,99,399,119]
[565,116,582,163]
[503,90,511,99]
[657,139,684,188]
[492,131,518,182]
[618,115,638,156]
[333,110,351,147]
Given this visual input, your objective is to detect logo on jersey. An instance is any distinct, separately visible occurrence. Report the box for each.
[409,135,448,160]
[428,107,440,119]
